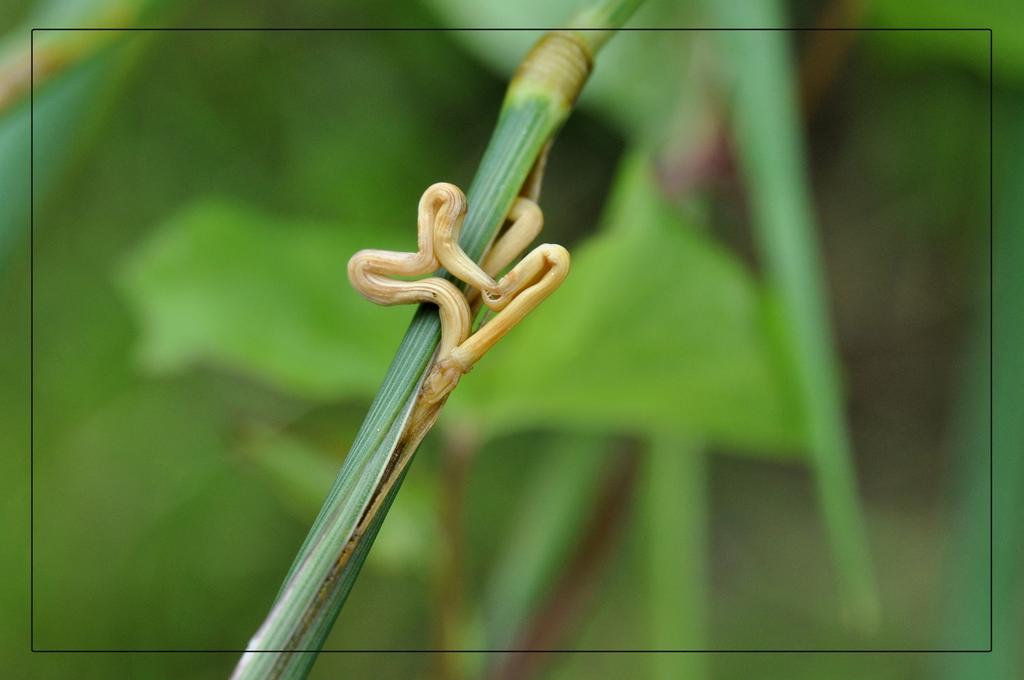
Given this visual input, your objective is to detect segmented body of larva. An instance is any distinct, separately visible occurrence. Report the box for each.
[347,182,570,404]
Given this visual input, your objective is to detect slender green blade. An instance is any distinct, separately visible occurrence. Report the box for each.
[941,94,1022,678]
[3,1,168,258]
[645,436,707,678]
[707,0,879,629]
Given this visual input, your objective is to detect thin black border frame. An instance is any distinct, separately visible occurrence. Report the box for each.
[28,25,991,655]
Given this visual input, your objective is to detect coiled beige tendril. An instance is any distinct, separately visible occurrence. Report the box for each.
[347,182,570,404]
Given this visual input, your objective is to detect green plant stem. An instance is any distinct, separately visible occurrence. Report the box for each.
[232,7,640,679]
[941,94,1023,679]
[646,436,707,680]
[568,0,646,52]
[707,0,879,629]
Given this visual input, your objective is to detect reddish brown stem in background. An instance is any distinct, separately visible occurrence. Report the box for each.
[434,424,480,680]
[490,445,638,680]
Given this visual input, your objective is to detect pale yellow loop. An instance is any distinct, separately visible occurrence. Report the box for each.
[452,243,569,370]
[478,198,546,310]
[347,183,474,357]
[463,196,545,310]
[428,185,498,295]
[348,182,571,405]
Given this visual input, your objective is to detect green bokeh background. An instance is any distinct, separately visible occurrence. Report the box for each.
[2,0,1017,678]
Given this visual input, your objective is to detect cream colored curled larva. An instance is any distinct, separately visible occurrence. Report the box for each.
[347,182,570,404]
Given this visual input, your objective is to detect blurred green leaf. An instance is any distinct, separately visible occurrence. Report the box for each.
[118,199,413,399]
[32,379,298,650]
[450,152,803,452]
[0,0,166,259]
[239,425,339,521]
[1,47,114,257]
[865,1,1021,79]
[709,0,879,629]
[0,99,29,256]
